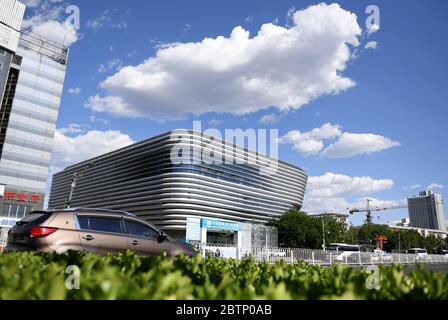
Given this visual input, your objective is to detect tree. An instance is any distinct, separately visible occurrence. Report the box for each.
[271,210,309,248]
[388,229,423,251]
[272,210,445,252]
[271,210,348,249]
[322,216,348,244]
[344,227,359,244]
[424,234,445,254]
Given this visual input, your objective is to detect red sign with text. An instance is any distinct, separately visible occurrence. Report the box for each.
[3,192,41,203]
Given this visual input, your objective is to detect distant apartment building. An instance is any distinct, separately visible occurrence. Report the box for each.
[308,212,350,228]
[0,0,69,245]
[389,218,410,228]
[407,191,446,232]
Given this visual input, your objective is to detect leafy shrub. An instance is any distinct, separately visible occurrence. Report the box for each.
[0,251,446,300]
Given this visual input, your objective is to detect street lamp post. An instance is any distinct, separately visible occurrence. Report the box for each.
[65,162,94,209]
[322,217,326,250]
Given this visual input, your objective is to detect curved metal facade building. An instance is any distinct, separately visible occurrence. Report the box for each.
[49,131,308,235]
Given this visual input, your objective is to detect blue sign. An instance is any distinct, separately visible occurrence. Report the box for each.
[0,218,19,228]
[201,218,242,232]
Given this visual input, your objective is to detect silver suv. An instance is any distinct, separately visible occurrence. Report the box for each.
[5,208,198,257]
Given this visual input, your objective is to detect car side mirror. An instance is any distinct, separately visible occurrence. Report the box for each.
[158,232,168,243]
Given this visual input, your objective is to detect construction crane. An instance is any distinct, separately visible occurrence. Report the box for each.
[348,199,408,225]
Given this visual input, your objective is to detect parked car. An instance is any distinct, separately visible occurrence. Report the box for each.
[5,208,198,257]
[407,248,428,262]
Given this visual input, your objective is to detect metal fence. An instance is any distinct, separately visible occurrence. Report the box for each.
[203,244,448,266]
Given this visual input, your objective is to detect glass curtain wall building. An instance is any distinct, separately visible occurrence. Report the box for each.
[0,0,68,245]
[49,131,308,239]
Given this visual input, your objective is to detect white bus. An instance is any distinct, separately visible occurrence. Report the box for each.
[326,243,360,252]
[326,243,360,262]
[407,248,427,254]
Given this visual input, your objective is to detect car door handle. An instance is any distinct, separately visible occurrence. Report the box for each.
[82,235,95,241]
[131,240,139,246]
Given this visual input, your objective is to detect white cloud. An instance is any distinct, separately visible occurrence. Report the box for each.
[182,23,192,34]
[86,3,361,120]
[114,21,128,30]
[367,24,380,35]
[279,123,342,156]
[89,115,110,126]
[98,59,123,74]
[307,173,394,198]
[258,113,284,125]
[20,0,42,8]
[321,133,400,158]
[279,123,399,158]
[67,87,81,95]
[302,172,396,214]
[30,20,78,46]
[208,118,223,126]
[354,198,406,209]
[428,183,444,190]
[52,129,134,169]
[293,139,324,156]
[304,197,352,215]
[22,0,63,7]
[58,123,85,135]
[245,16,255,23]
[86,9,128,32]
[86,95,136,118]
[286,6,296,26]
[365,41,378,50]
[126,51,137,58]
[403,184,422,191]
[22,1,79,46]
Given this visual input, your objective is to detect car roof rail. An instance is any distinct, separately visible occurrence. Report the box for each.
[62,207,137,217]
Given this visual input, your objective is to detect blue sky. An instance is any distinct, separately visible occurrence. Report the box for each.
[22,0,448,226]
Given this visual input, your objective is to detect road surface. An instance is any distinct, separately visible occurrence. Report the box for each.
[347,263,448,273]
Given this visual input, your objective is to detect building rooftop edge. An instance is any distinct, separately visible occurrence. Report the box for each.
[56,130,307,175]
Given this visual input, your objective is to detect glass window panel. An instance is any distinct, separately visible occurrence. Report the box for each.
[24,206,33,216]
[88,217,123,234]
[9,205,18,218]
[125,220,159,239]
[77,216,89,230]
[1,204,11,218]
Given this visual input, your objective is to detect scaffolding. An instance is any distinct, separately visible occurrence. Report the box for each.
[17,29,69,65]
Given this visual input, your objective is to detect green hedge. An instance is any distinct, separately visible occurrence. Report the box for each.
[0,251,447,300]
